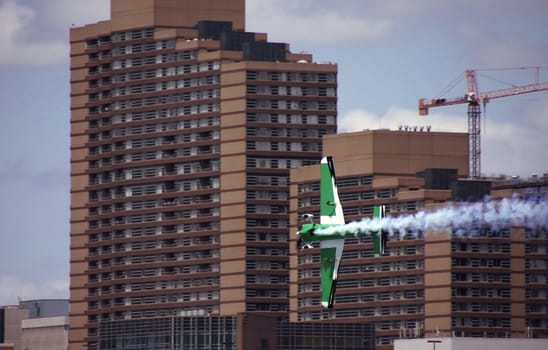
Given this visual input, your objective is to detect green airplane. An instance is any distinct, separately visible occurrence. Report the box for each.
[297,156,387,308]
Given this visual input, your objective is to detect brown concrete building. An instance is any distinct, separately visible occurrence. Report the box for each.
[70,1,337,349]
[290,130,548,349]
[0,306,29,350]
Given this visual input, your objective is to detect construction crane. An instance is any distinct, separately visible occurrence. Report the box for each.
[418,67,548,178]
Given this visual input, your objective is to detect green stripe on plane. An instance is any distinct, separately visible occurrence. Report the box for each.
[320,247,337,307]
[320,157,337,220]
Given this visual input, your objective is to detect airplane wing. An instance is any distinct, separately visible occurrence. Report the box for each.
[373,205,387,255]
[319,156,345,308]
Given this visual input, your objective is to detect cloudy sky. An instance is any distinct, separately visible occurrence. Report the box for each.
[0,0,547,305]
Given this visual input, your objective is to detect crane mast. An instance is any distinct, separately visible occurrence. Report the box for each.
[419,68,548,178]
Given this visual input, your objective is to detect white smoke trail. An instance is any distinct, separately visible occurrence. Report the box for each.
[315,195,548,237]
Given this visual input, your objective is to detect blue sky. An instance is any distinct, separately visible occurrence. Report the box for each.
[1,0,547,304]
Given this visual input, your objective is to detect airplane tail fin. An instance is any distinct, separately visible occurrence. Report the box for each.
[373,205,387,255]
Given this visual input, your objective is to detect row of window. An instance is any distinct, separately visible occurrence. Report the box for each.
[109,63,218,87]
[525,259,548,268]
[452,302,511,313]
[452,257,511,268]
[247,113,336,124]
[452,272,511,283]
[245,247,289,256]
[452,317,511,328]
[245,274,289,284]
[246,232,288,241]
[246,174,289,186]
[298,274,423,287]
[246,157,318,170]
[298,176,374,193]
[90,208,219,224]
[298,254,422,270]
[246,204,288,215]
[526,243,548,253]
[89,179,219,202]
[88,265,221,289]
[452,242,512,253]
[90,291,219,308]
[247,141,321,153]
[246,303,288,312]
[247,71,336,83]
[245,219,289,229]
[87,305,219,325]
[89,229,217,244]
[246,99,336,111]
[90,157,218,179]
[90,129,218,146]
[247,85,336,97]
[246,288,288,298]
[245,261,289,270]
[110,51,198,70]
[246,190,288,201]
[89,249,218,266]
[452,287,511,297]
[90,216,220,231]
[109,40,175,56]
[86,29,154,48]
[92,96,219,116]
[108,81,219,98]
[247,126,327,137]
[89,239,194,254]
[298,289,423,304]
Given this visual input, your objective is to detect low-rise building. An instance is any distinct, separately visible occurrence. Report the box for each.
[394,337,548,350]
[21,316,68,350]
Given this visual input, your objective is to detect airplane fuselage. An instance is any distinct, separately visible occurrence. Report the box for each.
[298,223,345,243]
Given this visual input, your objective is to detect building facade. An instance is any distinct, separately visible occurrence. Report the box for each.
[97,313,374,350]
[21,316,69,350]
[70,1,337,349]
[290,130,548,349]
[0,306,29,350]
[290,130,468,349]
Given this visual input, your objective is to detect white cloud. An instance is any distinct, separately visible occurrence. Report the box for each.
[0,274,68,305]
[477,40,546,69]
[0,0,65,66]
[0,0,32,39]
[247,0,394,45]
[0,0,109,66]
[339,106,466,133]
[41,0,109,29]
[338,106,548,177]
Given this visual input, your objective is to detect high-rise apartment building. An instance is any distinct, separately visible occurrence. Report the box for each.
[70,1,337,349]
[290,130,548,349]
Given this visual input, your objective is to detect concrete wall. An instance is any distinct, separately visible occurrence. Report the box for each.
[21,316,68,350]
[395,337,548,350]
